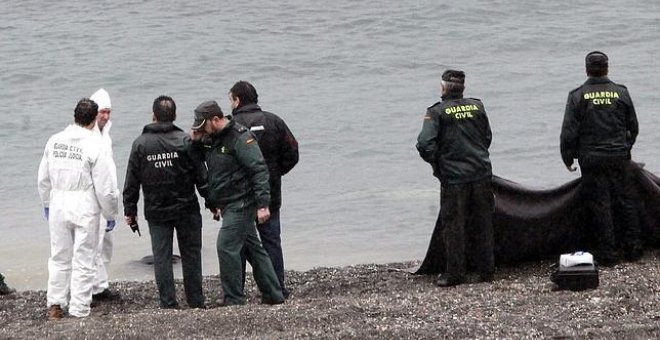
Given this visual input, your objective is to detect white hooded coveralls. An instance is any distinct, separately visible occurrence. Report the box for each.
[38,124,118,317]
[92,119,116,294]
[90,87,118,295]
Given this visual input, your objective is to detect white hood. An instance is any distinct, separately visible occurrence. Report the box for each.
[90,88,111,110]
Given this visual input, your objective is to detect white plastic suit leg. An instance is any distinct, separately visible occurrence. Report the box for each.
[47,218,74,309]
[101,232,113,267]
[68,216,100,317]
[92,217,113,294]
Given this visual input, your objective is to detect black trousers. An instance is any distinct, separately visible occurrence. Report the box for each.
[440,177,495,279]
[579,156,641,262]
[148,213,204,308]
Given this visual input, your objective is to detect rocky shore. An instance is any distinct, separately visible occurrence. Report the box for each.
[1,249,659,339]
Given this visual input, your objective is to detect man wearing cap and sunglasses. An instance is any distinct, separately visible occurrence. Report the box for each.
[560,51,642,265]
[416,69,494,287]
[191,100,284,306]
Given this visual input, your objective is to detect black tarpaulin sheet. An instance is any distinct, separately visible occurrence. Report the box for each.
[415,162,660,275]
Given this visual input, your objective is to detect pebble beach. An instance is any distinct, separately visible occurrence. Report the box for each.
[1,249,659,339]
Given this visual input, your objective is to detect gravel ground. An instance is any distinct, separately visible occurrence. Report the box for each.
[1,249,658,339]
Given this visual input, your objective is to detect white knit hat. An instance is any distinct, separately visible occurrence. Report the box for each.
[90,88,111,111]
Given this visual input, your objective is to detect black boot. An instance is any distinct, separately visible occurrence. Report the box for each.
[625,245,644,262]
[92,288,121,302]
[435,274,463,287]
[0,274,15,295]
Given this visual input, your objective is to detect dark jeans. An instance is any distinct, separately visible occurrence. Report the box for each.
[147,213,204,308]
[217,203,283,305]
[440,177,495,279]
[256,208,288,296]
[579,156,641,262]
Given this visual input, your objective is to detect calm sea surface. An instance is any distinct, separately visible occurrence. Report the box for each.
[1,0,659,290]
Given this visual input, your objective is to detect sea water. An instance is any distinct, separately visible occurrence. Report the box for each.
[1,0,659,290]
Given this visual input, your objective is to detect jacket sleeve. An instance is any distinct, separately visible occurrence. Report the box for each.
[623,89,639,147]
[276,118,299,175]
[235,133,270,208]
[92,152,119,221]
[122,141,141,217]
[481,104,493,149]
[187,137,210,201]
[106,136,118,190]
[416,108,440,164]
[37,143,52,208]
[560,92,580,167]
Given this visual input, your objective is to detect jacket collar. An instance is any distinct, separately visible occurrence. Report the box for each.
[65,123,95,137]
[441,93,464,101]
[232,103,261,115]
[142,122,181,134]
[584,76,612,85]
[94,119,112,137]
[211,117,235,139]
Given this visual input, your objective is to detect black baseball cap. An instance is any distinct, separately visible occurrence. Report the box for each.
[441,69,465,84]
[192,100,223,130]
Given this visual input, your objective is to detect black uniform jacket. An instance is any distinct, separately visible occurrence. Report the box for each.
[416,94,492,185]
[560,76,638,167]
[123,122,208,222]
[232,104,299,210]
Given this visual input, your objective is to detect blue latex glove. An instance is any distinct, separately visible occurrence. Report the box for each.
[44,207,49,220]
[105,220,116,232]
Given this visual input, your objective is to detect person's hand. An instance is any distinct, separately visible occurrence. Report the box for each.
[125,215,141,236]
[257,207,270,224]
[190,129,205,141]
[106,220,116,232]
[125,215,136,226]
[566,164,577,172]
[210,207,221,221]
[44,207,49,220]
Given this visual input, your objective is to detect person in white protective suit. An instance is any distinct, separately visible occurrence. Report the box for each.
[38,98,118,320]
[89,88,121,302]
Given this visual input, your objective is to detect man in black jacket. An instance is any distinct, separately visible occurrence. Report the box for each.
[229,81,299,298]
[416,70,494,287]
[560,51,642,265]
[123,96,208,309]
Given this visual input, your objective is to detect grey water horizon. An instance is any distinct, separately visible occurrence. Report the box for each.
[1,0,659,291]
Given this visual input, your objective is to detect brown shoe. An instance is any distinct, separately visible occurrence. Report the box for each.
[47,305,64,321]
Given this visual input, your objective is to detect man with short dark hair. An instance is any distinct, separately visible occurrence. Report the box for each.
[560,51,641,265]
[191,100,284,306]
[38,98,118,319]
[229,81,299,298]
[123,95,208,309]
[416,70,494,287]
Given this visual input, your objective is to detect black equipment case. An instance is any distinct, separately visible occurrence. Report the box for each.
[550,263,599,291]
